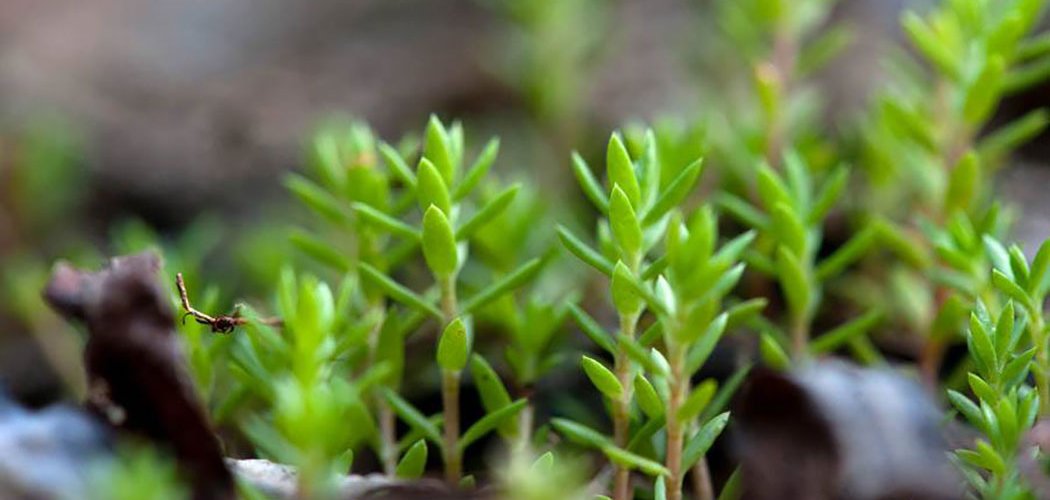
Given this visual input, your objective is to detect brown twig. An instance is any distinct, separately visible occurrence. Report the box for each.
[175,273,281,333]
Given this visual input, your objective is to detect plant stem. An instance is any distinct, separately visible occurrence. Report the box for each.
[518,399,535,452]
[442,368,462,483]
[692,457,715,500]
[364,304,397,475]
[612,311,639,500]
[790,315,809,360]
[438,276,462,482]
[665,343,687,500]
[1029,309,1050,415]
[379,405,397,474]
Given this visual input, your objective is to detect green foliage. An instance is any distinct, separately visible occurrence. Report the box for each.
[13,0,1050,498]
[88,446,187,500]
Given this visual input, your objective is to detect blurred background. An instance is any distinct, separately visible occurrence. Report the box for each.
[0,0,1046,412]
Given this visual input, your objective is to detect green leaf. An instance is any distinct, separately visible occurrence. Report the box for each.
[725,298,768,328]
[715,193,769,230]
[1030,238,1050,297]
[424,115,454,183]
[532,451,554,473]
[700,364,751,422]
[437,318,470,371]
[1003,55,1050,94]
[601,445,670,477]
[612,262,645,315]
[378,142,417,189]
[756,164,792,210]
[289,230,351,272]
[642,158,704,225]
[770,203,806,257]
[974,440,1007,475]
[461,258,543,314]
[417,159,452,215]
[456,184,520,240]
[550,418,613,449]
[814,225,877,281]
[717,467,743,500]
[810,309,883,354]
[352,202,420,240]
[978,108,1049,161]
[797,25,853,76]
[568,304,616,354]
[572,152,610,213]
[581,356,623,400]
[286,175,349,224]
[609,186,644,263]
[607,134,641,206]
[994,301,1016,361]
[991,270,1031,308]
[627,415,666,453]
[395,440,428,478]
[682,412,730,470]
[613,266,670,317]
[677,379,717,422]
[968,313,997,376]
[557,226,615,276]
[967,374,997,407]
[1002,348,1036,388]
[655,476,667,500]
[947,389,982,428]
[963,56,1004,126]
[945,152,980,213]
[454,138,499,200]
[383,389,442,447]
[422,206,459,279]
[619,335,663,375]
[686,313,729,374]
[760,331,790,370]
[775,247,811,321]
[1019,31,1050,60]
[873,219,931,269]
[470,355,513,411]
[358,263,442,319]
[806,165,848,224]
[635,374,664,419]
[459,399,527,451]
[984,236,1012,277]
[901,11,958,78]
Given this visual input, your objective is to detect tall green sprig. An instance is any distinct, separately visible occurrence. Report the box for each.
[365,116,535,483]
[232,271,379,497]
[948,235,1050,498]
[559,130,704,499]
[646,206,756,500]
[860,0,1050,382]
[717,152,882,362]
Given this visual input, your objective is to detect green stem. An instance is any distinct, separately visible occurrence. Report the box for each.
[1029,309,1049,415]
[442,369,462,483]
[665,342,687,500]
[790,314,809,361]
[364,304,397,475]
[438,276,462,483]
[517,399,535,452]
[692,457,715,500]
[612,311,639,500]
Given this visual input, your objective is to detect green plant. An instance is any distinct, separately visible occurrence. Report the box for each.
[946,236,1050,498]
[557,130,700,499]
[284,116,540,484]
[857,0,1050,383]
[716,152,884,362]
[14,0,1050,498]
